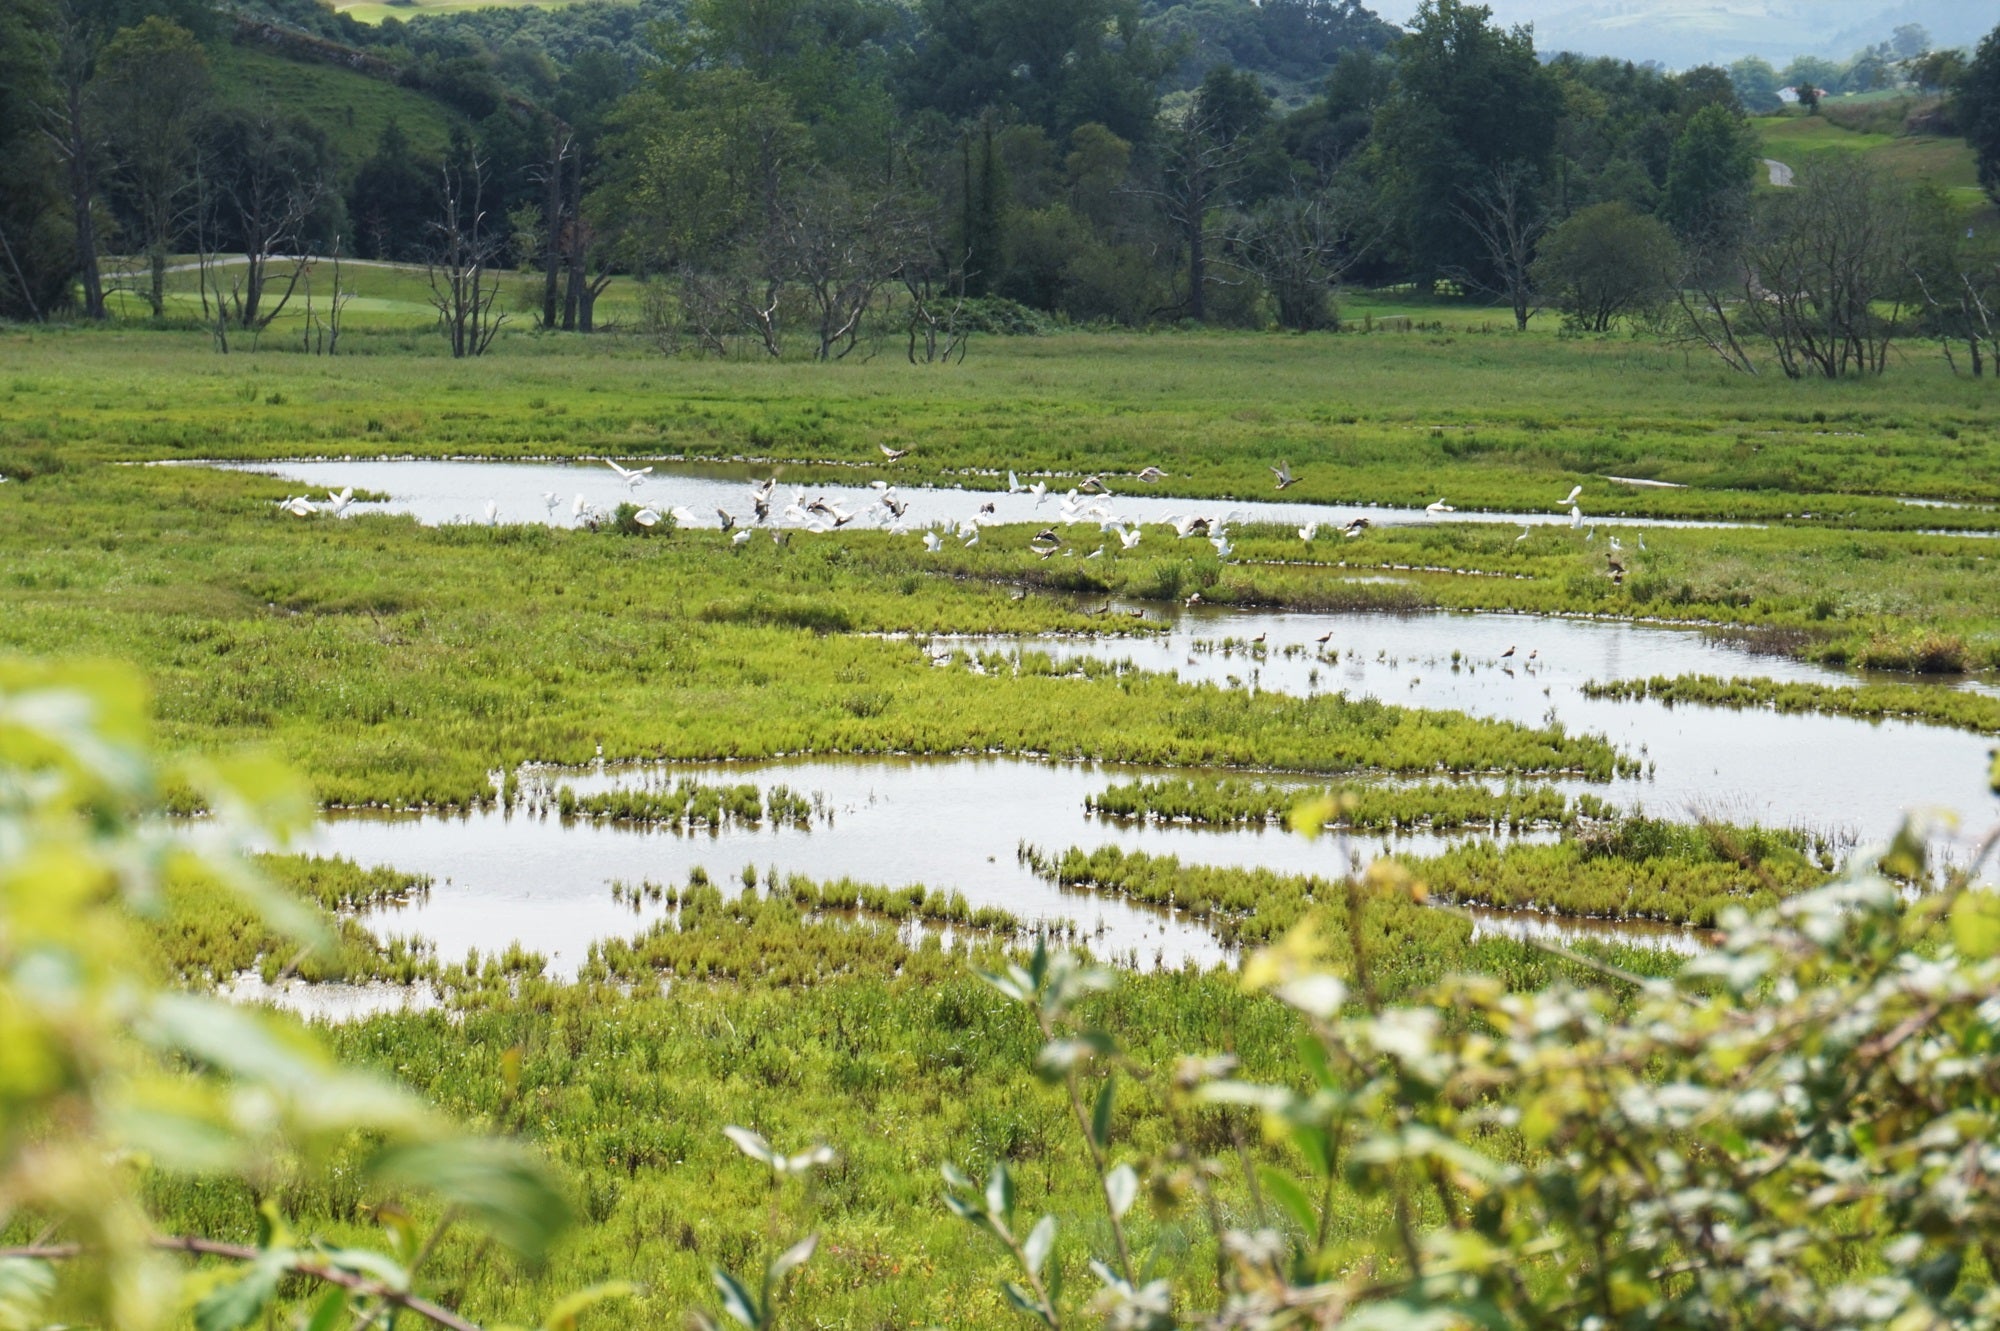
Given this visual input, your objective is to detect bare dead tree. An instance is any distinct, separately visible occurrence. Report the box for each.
[208,113,327,332]
[1125,100,1248,323]
[531,122,573,330]
[426,152,508,357]
[771,182,912,361]
[0,220,44,322]
[1451,165,1549,331]
[902,247,970,365]
[299,237,352,355]
[42,2,106,319]
[677,271,737,357]
[1911,262,1999,378]
[1230,175,1384,331]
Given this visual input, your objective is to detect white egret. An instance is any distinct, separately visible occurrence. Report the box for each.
[1561,484,1583,505]
[1298,522,1318,542]
[484,500,499,526]
[1425,498,1454,515]
[670,506,698,526]
[604,459,652,486]
[1569,505,1583,529]
[922,531,943,553]
[573,494,589,520]
[1211,535,1233,557]
[1515,525,1531,542]
[1085,546,1103,559]
[1119,526,1142,550]
[1028,481,1049,504]
[732,529,752,546]
[280,496,315,517]
[541,490,560,517]
[634,508,661,528]
[880,444,908,461]
[1137,466,1167,483]
[324,487,355,517]
[1008,470,1024,493]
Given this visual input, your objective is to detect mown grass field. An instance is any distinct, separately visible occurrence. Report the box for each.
[1753,108,1997,223]
[209,44,466,178]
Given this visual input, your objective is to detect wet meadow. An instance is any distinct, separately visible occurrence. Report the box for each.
[5,321,2000,1324]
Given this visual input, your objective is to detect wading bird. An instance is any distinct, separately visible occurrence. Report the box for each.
[326,488,355,517]
[1316,631,1334,645]
[880,444,908,461]
[922,530,943,553]
[1426,498,1454,515]
[1270,462,1300,491]
[1516,525,1531,542]
[1500,645,1515,659]
[1299,522,1318,542]
[732,529,752,546]
[1569,505,1583,529]
[541,491,559,517]
[484,501,499,526]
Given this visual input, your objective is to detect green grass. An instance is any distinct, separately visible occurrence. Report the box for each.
[207,44,464,180]
[1752,109,1995,223]
[1583,673,2000,732]
[332,0,610,23]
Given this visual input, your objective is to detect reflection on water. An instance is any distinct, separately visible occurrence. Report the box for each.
[309,757,1493,978]
[958,606,2000,850]
[223,972,441,1021]
[215,458,1747,534]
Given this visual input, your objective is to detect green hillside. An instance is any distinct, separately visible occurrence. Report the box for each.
[1754,109,1994,222]
[209,42,464,180]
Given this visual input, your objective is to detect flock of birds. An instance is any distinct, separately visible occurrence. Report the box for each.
[275,454,1640,584]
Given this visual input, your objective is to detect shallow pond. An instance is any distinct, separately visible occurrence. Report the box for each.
[275,603,2000,982]
[215,458,1746,534]
[309,757,1493,978]
[963,605,2000,848]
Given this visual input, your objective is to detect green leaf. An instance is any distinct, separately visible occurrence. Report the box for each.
[1258,1166,1319,1235]
[711,1269,760,1330]
[1091,1079,1115,1151]
[303,1288,347,1331]
[193,1251,288,1331]
[1000,1282,1052,1328]
[1953,890,2000,959]
[1288,794,1339,840]
[1022,1215,1057,1278]
[722,1126,777,1167]
[542,1281,641,1331]
[367,1138,569,1264]
[0,1258,56,1331]
[986,1160,1015,1227]
[1105,1163,1138,1221]
[768,1234,817,1285]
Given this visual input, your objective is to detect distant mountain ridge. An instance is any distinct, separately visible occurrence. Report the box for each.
[1379,0,1992,68]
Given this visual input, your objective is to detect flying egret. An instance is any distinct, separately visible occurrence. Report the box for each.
[1137,466,1168,483]
[1270,462,1299,491]
[604,459,652,486]
[1028,481,1049,504]
[1561,484,1583,505]
[1008,470,1024,493]
[541,490,560,517]
[1569,505,1583,529]
[1211,535,1233,557]
[572,494,589,520]
[1425,498,1454,515]
[634,507,661,528]
[1299,522,1318,542]
[922,531,943,553]
[1119,526,1142,550]
[324,487,355,517]
[880,444,908,461]
[670,506,698,526]
[280,496,315,517]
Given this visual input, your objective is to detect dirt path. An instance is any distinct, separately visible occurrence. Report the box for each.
[1763,158,1795,188]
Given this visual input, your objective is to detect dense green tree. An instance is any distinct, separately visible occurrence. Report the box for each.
[93,16,212,317]
[1532,200,1677,331]
[349,121,440,262]
[1371,0,1561,283]
[1728,55,1781,112]
[1661,101,1758,250]
[204,107,339,329]
[896,0,1169,145]
[1964,24,2000,206]
[0,0,69,319]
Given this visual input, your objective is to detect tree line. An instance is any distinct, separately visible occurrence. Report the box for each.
[1,0,1998,371]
